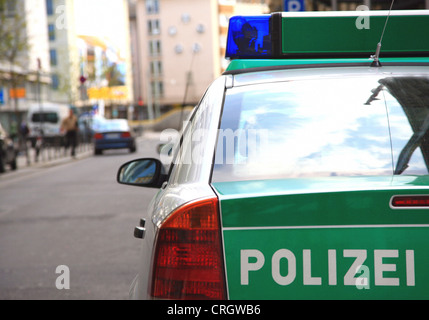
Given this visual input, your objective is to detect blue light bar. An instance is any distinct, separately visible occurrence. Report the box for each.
[225,11,429,61]
[225,15,272,60]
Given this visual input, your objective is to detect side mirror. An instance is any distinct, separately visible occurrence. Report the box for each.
[117,158,167,188]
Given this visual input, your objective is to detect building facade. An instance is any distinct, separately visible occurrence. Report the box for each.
[130,0,269,121]
[0,0,52,131]
[1,0,134,134]
[0,0,83,132]
[76,0,134,119]
[45,0,80,105]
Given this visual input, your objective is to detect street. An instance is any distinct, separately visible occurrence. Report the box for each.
[0,132,161,299]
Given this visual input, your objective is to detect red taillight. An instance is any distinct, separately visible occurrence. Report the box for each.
[150,197,226,300]
[391,195,429,208]
[121,132,131,138]
[94,133,103,140]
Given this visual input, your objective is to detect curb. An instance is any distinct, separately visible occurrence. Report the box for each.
[16,144,94,170]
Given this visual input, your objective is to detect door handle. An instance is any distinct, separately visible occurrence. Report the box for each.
[134,218,146,239]
[134,226,146,239]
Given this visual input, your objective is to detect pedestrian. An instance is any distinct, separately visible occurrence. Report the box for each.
[19,120,29,139]
[61,109,78,157]
[19,120,30,165]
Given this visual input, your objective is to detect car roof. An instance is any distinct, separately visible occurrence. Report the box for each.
[228,64,429,87]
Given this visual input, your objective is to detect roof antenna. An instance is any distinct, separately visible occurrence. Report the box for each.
[370,0,395,68]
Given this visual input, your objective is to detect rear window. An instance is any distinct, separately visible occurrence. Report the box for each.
[95,119,129,132]
[212,75,429,182]
[31,112,59,124]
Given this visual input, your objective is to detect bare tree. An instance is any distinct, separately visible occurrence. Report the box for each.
[0,0,29,115]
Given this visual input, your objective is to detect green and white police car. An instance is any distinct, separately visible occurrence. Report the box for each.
[117,10,429,300]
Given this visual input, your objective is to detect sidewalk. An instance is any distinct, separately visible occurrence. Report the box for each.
[16,142,94,169]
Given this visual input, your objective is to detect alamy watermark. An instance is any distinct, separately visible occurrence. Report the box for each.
[355,5,370,30]
[159,123,270,166]
[55,265,70,290]
[355,265,370,290]
[55,5,68,30]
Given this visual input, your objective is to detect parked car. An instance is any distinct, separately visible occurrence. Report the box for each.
[27,103,70,147]
[0,123,17,173]
[93,118,136,155]
[117,10,429,300]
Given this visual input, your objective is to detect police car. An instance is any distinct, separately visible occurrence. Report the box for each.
[117,10,429,299]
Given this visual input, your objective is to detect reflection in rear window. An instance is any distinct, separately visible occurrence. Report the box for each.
[95,119,129,132]
[212,75,429,182]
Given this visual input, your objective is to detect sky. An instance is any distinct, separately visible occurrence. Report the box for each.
[74,0,128,55]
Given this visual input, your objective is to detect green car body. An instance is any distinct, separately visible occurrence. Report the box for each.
[213,64,429,299]
[215,177,429,299]
[119,10,429,300]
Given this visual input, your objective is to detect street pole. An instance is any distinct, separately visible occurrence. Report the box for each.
[179,44,199,130]
[146,70,154,120]
[36,58,43,162]
[37,58,43,133]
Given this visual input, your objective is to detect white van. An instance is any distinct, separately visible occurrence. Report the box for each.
[27,103,70,146]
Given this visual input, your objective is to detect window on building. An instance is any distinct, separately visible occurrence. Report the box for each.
[146,0,159,14]
[46,0,54,15]
[148,19,160,35]
[151,81,164,97]
[6,0,15,13]
[50,49,58,66]
[150,60,163,76]
[0,0,16,15]
[51,74,59,90]
[48,24,56,41]
[149,40,162,56]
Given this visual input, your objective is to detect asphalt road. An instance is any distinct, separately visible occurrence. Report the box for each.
[0,132,162,300]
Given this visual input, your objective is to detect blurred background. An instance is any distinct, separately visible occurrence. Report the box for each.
[0,0,428,134]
